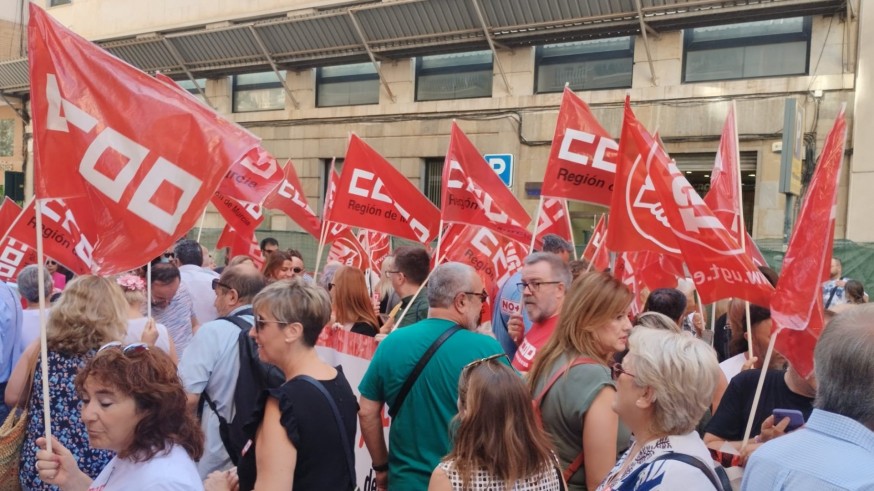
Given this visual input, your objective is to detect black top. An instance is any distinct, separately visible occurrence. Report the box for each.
[350,321,378,337]
[237,367,359,491]
[705,369,814,441]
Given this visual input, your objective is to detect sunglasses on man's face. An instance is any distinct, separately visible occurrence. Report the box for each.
[292,267,303,274]
[163,252,175,259]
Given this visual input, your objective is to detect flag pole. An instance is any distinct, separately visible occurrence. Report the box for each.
[364,231,373,296]
[313,220,329,281]
[146,261,153,321]
[564,199,577,259]
[585,214,605,273]
[195,209,207,243]
[392,266,439,332]
[740,331,777,451]
[34,199,53,453]
[529,195,544,253]
[432,219,446,265]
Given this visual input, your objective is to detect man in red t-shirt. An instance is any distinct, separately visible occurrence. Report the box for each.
[509,252,571,372]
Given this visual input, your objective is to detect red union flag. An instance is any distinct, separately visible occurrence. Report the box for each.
[28,5,259,273]
[5,198,94,276]
[328,229,367,269]
[0,197,21,232]
[440,224,525,293]
[630,113,774,306]
[328,135,440,243]
[211,191,264,236]
[614,253,644,317]
[264,160,322,239]
[534,198,572,246]
[321,165,350,243]
[218,147,284,205]
[704,104,768,266]
[582,215,609,272]
[357,230,391,276]
[0,200,36,282]
[442,123,532,244]
[772,108,847,378]
[607,98,680,257]
[216,224,265,270]
[542,87,618,206]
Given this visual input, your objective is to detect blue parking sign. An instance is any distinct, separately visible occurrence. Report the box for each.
[483,154,513,187]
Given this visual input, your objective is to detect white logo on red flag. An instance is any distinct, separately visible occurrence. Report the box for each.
[582,215,610,272]
[29,4,260,274]
[542,87,618,206]
[218,147,284,205]
[216,224,265,270]
[211,191,264,236]
[264,160,322,239]
[534,198,572,246]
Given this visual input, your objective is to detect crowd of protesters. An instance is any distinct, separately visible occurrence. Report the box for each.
[0,234,872,491]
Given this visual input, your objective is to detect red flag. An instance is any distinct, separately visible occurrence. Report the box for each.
[327,229,368,269]
[264,160,322,239]
[28,5,259,274]
[321,165,351,243]
[328,135,440,243]
[440,225,525,294]
[582,215,609,272]
[542,87,618,206]
[534,198,572,245]
[211,191,264,236]
[772,108,847,378]
[442,123,532,244]
[217,147,284,205]
[614,253,644,317]
[357,230,391,276]
[606,98,681,257]
[703,104,768,267]
[622,104,774,306]
[216,224,265,270]
[0,197,21,233]
[635,251,685,291]
[5,198,94,275]
[0,199,37,282]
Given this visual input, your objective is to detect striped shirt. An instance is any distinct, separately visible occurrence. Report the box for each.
[153,284,196,357]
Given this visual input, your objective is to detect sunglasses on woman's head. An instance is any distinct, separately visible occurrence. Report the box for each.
[462,353,510,376]
[98,342,150,356]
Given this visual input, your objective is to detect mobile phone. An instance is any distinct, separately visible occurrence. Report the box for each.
[772,408,805,431]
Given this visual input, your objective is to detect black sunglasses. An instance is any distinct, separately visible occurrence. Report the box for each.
[254,315,291,332]
[98,341,150,356]
[163,252,175,258]
[293,267,303,274]
[212,279,231,291]
[610,362,635,381]
[462,290,488,303]
[462,353,510,375]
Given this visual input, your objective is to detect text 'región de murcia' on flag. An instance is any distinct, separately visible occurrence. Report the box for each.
[327,135,440,244]
[263,160,323,240]
[772,107,847,378]
[541,87,618,207]
[28,4,260,274]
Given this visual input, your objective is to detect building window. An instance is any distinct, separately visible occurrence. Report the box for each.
[49,0,71,6]
[684,17,811,83]
[316,63,379,107]
[422,158,444,206]
[0,119,13,157]
[416,51,493,102]
[535,37,634,93]
[177,78,207,102]
[233,71,286,112]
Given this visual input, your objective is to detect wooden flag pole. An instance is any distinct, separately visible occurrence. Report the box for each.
[585,214,606,273]
[34,199,53,453]
[529,195,544,253]
[432,219,446,266]
[146,261,153,321]
[364,231,373,296]
[195,209,207,243]
[564,199,577,260]
[740,331,777,452]
[313,220,329,281]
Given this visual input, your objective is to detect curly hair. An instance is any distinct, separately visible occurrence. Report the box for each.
[47,275,128,355]
[75,347,204,462]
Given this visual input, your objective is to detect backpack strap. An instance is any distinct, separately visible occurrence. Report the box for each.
[620,452,724,491]
[388,324,463,419]
[297,375,356,490]
[533,356,597,483]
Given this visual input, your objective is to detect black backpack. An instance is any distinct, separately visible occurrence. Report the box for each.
[200,308,285,465]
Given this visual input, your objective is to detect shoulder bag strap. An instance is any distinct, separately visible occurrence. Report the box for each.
[200,310,255,423]
[532,356,597,482]
[825,285,839,308]
[297,375,357,490]
[622,452,722,491]
[388,324,463,419]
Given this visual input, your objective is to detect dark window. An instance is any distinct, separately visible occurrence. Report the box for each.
[177,78,207,102]
[316,63,379,107]
[535,37,634,93]
[0,119,13,157]
[49,0,71,6]
[684,17,811,83]
[233,71,286,112]
[416,51,493,102]
[422,158,444,206]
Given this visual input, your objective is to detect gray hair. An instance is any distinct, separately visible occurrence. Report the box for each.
[524,252,572,288]
[427,262,476,309]
[252,278,332,348]
[319,262,342,291]
[635,311,682,333]
[628,328,720,435]
[18,264,52,303]
[814,305,874,430]
[541,234,573,255]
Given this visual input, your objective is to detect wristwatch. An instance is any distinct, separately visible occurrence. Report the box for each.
[372,462,389,472]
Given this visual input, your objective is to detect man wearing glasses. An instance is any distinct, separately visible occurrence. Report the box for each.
[358,263,505,491]
[384,246,431,328]
[509,252,571,373]
[178,263,267,479]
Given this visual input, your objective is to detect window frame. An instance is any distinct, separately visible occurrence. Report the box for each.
[534,37,635,94]
[232,71,286,113]
[415,51,494,102]
[315,62,380,108]
[682,17,812,83]
[421,158,445,207]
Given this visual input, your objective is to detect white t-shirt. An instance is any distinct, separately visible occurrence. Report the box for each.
[126,317,172,356]
[87,444,202,490]
[19,309,46,355]
[179,264,219,325]
[719,352,747,382]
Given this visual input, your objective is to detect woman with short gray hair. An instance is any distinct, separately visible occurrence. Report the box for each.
[15,264,53,353]
[598,328,723,490]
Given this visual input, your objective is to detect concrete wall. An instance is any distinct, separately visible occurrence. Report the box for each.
[847,2,874,242]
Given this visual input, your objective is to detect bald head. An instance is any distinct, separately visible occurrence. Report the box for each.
[220,263,266,303]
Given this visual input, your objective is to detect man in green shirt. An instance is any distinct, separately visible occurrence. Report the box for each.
[385,245,430,328]
[359,262,505,490]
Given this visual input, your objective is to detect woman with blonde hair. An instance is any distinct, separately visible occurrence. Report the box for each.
[528,271,633,490]
[4,275,128,489]
[429,356,563,490]
[115,273,178,362]
[329,266,380,337]
[597,328,723,490]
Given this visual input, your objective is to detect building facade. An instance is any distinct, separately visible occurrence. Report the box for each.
[0,0,869,253]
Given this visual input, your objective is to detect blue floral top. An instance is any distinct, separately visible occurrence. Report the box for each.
[19,350,114,490]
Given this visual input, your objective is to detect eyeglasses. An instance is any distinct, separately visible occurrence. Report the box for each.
[383,270,401,278]
[328,283,336,291]
[292,267,303,274]
[462,290,488,303]
[610,362,635,381]
[211,279,231,291]
[45,260,57,266]
[254,315,291,332]
[163,252,175,259]
[516,280,562,293]
[462,353,510,376]
[98,341,150,356]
